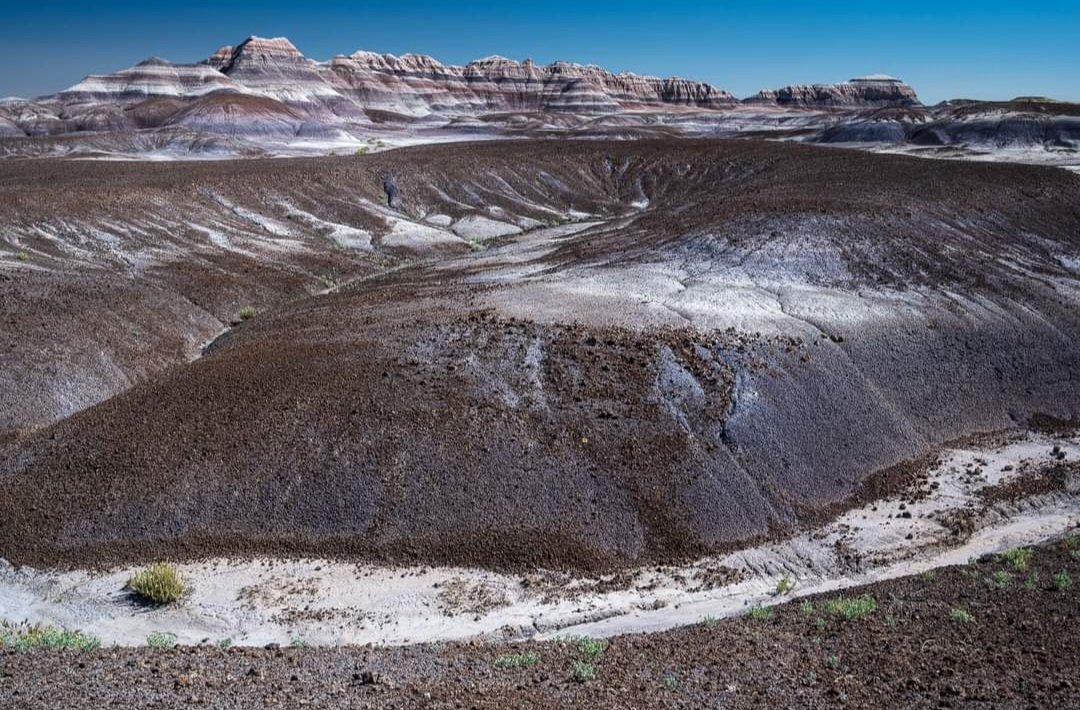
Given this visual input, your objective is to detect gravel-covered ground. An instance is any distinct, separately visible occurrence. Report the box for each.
[2,537,1078,709]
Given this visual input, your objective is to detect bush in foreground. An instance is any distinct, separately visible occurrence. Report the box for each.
[127,563,187,605]
[0,622,101,651]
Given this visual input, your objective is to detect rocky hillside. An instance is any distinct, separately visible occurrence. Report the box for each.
[2,139,1078,570]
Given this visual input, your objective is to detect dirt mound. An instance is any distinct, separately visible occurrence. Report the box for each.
[1,139,1079,570]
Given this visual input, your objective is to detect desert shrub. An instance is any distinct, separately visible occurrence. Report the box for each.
[1054,571,1073,591]
[949,607,974,623]
[128,563,186,605]
[748,604,774,622]
[575,636,607,661]
[238,305,257,321]
[662,673,679,691]
[494,651,540,669]
[986,570,1013,590]
[1000,548,1034,572]
[775,575,796,595]
[0,622,100,651]
[146,631,178,649]
[572,661,597,683]
[824,594,876,620]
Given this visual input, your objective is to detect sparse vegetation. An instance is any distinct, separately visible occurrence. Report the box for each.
[775,575,796,595]
[824,594,877,621]
[494,651,540,669]
[986,570,1013,590]
[662,673,679,691]
[800,600,815,616]
[1001,547,1034,572]
[950,607,975,623]
[1025,572,1040,590]
[217,638,233,649]
[1053,571,1072,591]
[920,570,937,582]
[355,146,370,156]
[0,622,101,651]
[702,615,720,627]
[290,636,309,648]
[575,636,607,661]
[146,631,178,649]
[238,305,257,321]
[748,604,774,622]
[824,653,843,670]
[127,563,186,605]
[15,250,29,262]
[573,660,597,683]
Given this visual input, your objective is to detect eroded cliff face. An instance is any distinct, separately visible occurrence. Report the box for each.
[745,75,920,108]
[42,35,736,123]
[324,48,737,115]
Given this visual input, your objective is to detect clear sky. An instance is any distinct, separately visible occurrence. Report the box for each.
[3,0,1077,104]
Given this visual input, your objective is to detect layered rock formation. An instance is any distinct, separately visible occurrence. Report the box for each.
[57,57,249,103]
[205,37,363,119]
[326,50,736,116]
[746,75,920,108]
[34,35,735,130]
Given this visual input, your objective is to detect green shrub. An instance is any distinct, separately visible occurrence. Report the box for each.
[0,622,101,651]
[238,305,257,321]
[949,607,974,623]
[662,673,679,691]
[986,570,1013,590]
[824,594,876,620]
[775,575,796,595]
[575,636,607,661]
[702,615,720,627]
[800,600,815,615]
[1054,571,1073,591]
[748,604,774,622]
[494,651,540,669]
[146,631,178,649]
[572,661,597,683]
[1000,548,1034,572]
[15,251,29,262]
[127,563,187,605]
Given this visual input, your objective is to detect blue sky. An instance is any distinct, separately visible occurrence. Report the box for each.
[3,1,1077,103]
